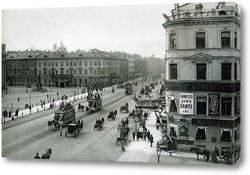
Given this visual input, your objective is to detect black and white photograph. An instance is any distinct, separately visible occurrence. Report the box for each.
[1,0,247,174]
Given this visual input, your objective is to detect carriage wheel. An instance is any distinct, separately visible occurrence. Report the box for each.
[65,130,68,138]
[212,155,218,163]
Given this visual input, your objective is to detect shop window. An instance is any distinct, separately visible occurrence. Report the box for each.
[221,63,231,80]
[220,129,231,142]
[169,64,178,80]
[221,31,231,48]
[221,97,232,116]
[195,127,207,140]
[196,63,206,80]
[196,32,205,48]
[197,97,207,115]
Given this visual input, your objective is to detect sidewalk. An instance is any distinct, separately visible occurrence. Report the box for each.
[117,111,201,164]
[2,86,114,123]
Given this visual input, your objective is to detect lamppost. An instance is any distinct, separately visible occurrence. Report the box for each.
[156,147,161,163]
[29,93,31,115]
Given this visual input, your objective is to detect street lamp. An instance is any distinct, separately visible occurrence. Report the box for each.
[156,147,161,163]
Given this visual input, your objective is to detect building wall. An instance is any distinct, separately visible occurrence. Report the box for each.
[163,2,241,162]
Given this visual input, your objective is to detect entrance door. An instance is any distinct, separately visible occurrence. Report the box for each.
[60,82,65,88]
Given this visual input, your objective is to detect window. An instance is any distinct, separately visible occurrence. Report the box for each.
[44,62,46,67]
[79,62,82,66]
[221,97,232,116]
[85,69,87,75]
[196,32,205,48]
[195,127,207,140]
[169,99,177,112]
[220,129,231,142]
[221,31,231,48]
[56,62,58,67]
[66,62,69,66]
[169,64,178,79]
[61,62,64,66]
[52,62,54,67]
[170,33,177,49]
[74,69,76,74]
[234,63,237,80]
[196,63,206,80]
[235,32,237,48]
[48,62,51,67]
[197,97,207,115]
[221,63,231,80]
[70,62,73,66]
[85,61,87,66]
[39,62,41,67]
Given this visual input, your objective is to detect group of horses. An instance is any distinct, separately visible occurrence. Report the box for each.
[47,120,61,131]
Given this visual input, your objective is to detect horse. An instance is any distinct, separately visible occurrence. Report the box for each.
[189,147,210,162]
[47,120,54,131]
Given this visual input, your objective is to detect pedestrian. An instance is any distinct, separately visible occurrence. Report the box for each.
[147,130,151,142]
[17,97,20,102]
[132,131,136,141]
[136,130,140,141]
[150,135,154,147]
[143,131,147,141]
[15,108,19,117]
[8,110,11,118]
[53,98,55,103]
[47,94,49,99]
[34,152,40,159]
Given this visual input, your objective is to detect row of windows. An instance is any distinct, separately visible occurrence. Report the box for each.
[170,125,239,142]
[38,61,102,67]
[169,62,238,80]
[169,31,238,49]
[169,96,240,116]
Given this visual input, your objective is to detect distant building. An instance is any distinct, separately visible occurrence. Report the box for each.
[57,42,67,52]
[2,44,7,90]
[53,44,57,51]
[162,2,240,163]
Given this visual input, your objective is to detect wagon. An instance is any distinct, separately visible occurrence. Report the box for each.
[94,118,105,130]
[64,123,80,138]
[120,103,129,113]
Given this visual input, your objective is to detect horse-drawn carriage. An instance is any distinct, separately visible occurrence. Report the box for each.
[140,88,145,95]
[47,102,76,131]
[87,94,102,113]
[64,121,83,138]
[94,118,105,130]
[107,110,117,121]
[157,134,177,152]
[125,83,133,95]
[211,147,233,165]
[120,103,129,113]
[41,148,52,159]
[116,124,130,145]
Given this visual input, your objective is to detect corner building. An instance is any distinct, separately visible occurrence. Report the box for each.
[162,2,240,163]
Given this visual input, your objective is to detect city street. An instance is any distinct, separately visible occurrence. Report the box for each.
[2,80,220,165]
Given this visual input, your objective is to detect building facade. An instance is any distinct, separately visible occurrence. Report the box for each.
[162,2,240,163]
[5,49,129,88]
[2,44,7,90]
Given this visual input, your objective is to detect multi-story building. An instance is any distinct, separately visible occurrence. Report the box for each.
[5,49,128,88]
[146,55,166,78]
[2,44,7,90]
[162,2,240,163]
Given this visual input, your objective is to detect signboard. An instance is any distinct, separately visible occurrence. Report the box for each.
[192,117,240,127]
[179,93,194,115]
[164,81,240,93]
[209,94,220,116]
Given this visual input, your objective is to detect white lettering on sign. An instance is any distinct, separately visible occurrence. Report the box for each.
[180,93,194,115]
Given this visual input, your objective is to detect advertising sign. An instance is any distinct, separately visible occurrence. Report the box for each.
[209,94,220,116]
[179,93,194,115]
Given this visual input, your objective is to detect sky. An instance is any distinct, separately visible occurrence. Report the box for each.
[2,4,174,58]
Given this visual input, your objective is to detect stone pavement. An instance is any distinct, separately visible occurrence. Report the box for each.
[117,111,208,165]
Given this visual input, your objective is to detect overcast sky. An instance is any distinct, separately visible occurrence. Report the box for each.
[2,4,174,58]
